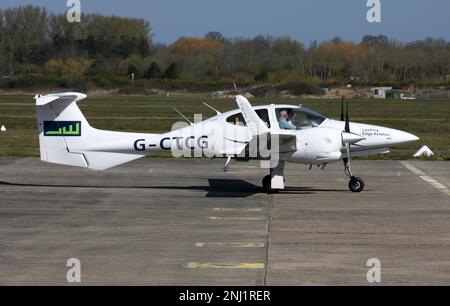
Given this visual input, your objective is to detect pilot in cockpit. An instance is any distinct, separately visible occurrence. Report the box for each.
[278,109,297,130]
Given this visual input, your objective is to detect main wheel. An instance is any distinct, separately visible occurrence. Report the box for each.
[262,175,276,193]
[348,176,365,192]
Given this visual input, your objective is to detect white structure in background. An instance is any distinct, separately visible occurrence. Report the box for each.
[0,125,6,132]
[413,145,434,158]
[400,92,416,100]
[372,87,393,99]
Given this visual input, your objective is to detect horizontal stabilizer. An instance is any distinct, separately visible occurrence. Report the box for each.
[35,92,87,106]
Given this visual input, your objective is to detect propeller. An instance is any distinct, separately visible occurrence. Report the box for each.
[345,99,350,133]
[340,97,364,187]
[341,100,365,154]
[343,100,351,165]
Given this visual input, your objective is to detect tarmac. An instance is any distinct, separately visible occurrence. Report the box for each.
[0,157,449,285]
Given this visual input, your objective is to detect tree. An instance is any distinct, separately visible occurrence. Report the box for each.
[0,5,50,67]
[205,31,226,42]
[1,5,450,87]
[361,35,388,46]
[49,14,84,58]
[162,62,178,79]
[145,62,162,79]
[169,37,223,56]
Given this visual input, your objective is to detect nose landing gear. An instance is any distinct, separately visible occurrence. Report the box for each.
[343,158,364,192]
[340,96,365,193]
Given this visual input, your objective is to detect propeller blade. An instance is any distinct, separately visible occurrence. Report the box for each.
[345,101,350,133]
[340,96,344,121]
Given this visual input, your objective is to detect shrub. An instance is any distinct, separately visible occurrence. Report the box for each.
[118,86,148,95]
[275,82,325,95]
[45,58,92,79]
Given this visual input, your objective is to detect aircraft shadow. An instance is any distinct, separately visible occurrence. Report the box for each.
[147,179,263,198]
[281,187,347,194]
[0,179,262,198]
[0,179,348,197]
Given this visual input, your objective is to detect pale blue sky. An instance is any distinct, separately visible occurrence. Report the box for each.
[1,0,449,44]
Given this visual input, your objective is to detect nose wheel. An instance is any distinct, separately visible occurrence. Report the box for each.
[348,176,364,192]
[344,158,365,192]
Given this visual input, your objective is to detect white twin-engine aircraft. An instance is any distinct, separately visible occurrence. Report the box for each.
[35,92,419,193]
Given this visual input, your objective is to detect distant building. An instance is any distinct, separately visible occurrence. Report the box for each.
[371,87,392,99]
[371,87,404,99]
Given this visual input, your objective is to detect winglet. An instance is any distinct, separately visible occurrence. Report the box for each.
[235,95,269,135]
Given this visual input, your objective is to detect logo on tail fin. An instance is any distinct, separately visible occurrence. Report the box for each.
[44,121,81,136]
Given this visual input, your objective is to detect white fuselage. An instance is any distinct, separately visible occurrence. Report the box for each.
[128,104,418,165]
[34,93,419,179]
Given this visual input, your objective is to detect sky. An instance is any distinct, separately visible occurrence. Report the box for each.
[1,0,449,44]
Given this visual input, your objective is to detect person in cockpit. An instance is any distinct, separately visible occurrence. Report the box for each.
[278,109,296,130]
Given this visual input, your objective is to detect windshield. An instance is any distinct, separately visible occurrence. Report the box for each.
[277,107,326,130]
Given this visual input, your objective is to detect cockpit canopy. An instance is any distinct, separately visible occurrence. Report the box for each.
[225,106,327,130]
[276,107,326,130]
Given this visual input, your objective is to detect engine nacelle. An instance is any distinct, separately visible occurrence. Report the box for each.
[288,127,343,164]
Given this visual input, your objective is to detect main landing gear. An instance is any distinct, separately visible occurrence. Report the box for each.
[262,161,285,193]
[262,175,274,193]
[261,159,365,193]
[343,158,364,192]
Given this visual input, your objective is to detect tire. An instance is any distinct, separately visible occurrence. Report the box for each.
[349,176,365,192]
[262,175,273,193]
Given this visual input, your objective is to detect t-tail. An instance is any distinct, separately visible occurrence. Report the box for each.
[35,92,158,170]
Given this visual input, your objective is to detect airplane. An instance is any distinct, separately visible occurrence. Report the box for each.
[35,92,419,193]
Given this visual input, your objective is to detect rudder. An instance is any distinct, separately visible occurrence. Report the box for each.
[36,92,89,168]
[35,92,153,170]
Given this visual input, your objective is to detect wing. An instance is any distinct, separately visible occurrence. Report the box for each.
[235,95,269,136]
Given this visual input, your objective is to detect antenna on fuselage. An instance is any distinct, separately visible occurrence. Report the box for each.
[172,107,193,125]
[202,102,221,115]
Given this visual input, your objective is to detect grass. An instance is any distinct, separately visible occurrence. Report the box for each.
[0,94,449,160]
